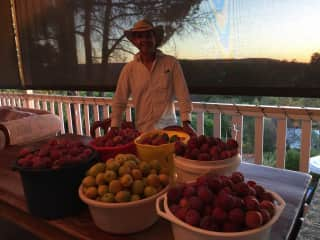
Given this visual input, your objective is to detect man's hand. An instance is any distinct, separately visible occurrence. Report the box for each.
[90,119,110,138]
[182,120,197,137]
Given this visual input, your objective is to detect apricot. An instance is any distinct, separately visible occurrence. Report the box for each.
[85,186,98,199]
[104,170,117,183]
[131,168,143,180]
[123,160,137,169]
[82,176,96,187]
[106,159,120,172]
[159,174,169,186]
[118,165,131,177]
[120,174,133,187]
[87,162,106,177]
[114,154,127,165]
[144,186,157,197]
[101,192,115,203]
[95,172,106,185]
[98,185,109,196]
[146,174,161,187]
[115,190,131,203]
[131,180,145,195]
[125,153,138,162]
[130,194,141,201]
[139,161,151,176]
[109,180,122,194]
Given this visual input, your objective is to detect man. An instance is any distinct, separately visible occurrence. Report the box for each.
[111,19,195,135]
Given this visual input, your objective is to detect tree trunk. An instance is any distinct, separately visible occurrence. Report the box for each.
[100,0,112,84]
[84,0,93,86]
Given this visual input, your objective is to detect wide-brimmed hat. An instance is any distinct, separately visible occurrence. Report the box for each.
[124,19,164,47]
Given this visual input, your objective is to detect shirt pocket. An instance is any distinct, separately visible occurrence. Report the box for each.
[158,69,172,89]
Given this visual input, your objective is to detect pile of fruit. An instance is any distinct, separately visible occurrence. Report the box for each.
[90,128,140,147]
[81,153,170,203]
[175,135,238,161]
[137,132,183,146]
[17,139,93,169]
[167,171,277,232]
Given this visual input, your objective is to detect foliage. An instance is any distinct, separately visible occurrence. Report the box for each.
[263,119,276,152]
[262,147,320,171]
[263,152,276,167]
[242,116,254,153]
[203,113,213,136]
[311,148,320,157]
[285,149,300,171]
[310,52,320,65]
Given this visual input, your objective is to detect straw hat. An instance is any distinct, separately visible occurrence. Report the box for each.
[124,19,164,47]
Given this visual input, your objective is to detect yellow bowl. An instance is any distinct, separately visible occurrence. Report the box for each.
[134,130,190,177]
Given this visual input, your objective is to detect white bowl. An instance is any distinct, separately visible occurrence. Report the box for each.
[79,185,169,234]
[156,190,285,240]
[174,154,241,182]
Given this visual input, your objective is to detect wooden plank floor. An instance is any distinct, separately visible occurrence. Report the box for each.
[0,218,40,240]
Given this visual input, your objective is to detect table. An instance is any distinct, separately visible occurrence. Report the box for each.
[296,181,320,240]
[0,135,312,240]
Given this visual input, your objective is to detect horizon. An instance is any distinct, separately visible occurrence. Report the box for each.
[77,57,309,65]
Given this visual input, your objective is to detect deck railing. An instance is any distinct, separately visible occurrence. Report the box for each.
[1,92,319,173]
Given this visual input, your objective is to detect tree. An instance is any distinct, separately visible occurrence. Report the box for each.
[68,0,206,95]
[310,52,320,65]
[73,0,205,79]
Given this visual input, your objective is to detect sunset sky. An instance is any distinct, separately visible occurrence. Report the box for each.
[162,0,320,63]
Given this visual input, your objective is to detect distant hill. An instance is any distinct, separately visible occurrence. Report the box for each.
[180,58,307,88]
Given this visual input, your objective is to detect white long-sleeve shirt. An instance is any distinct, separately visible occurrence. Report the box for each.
[111,50,192,132]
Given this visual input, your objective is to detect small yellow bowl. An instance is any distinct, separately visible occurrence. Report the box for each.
[134,130,190,177]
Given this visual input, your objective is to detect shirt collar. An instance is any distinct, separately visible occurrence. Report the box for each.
[134,50,164,62]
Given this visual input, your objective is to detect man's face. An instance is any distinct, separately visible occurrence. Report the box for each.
[132,30,156,54]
